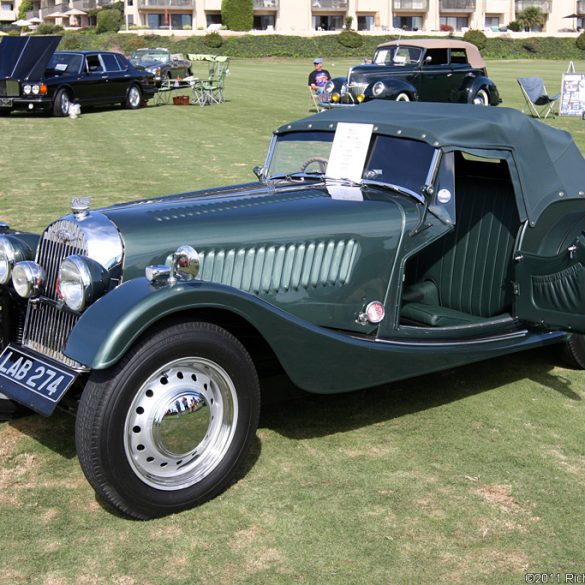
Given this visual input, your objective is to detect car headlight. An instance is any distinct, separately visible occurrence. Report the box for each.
[58,255,110,312]
[372,81,385,97]
[31,84,40,95]
[324,81,334,94]
[12,261,46,298]
[0,235,32,285]
[340,83,348,96]
[23,84,32,95]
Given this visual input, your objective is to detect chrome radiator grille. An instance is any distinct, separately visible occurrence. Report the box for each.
[347,82,367,100]
[22,220,88,369]
[0,80,19,97]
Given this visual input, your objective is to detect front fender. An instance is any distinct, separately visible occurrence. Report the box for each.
[363,78,417,101]
[63,278,563,394]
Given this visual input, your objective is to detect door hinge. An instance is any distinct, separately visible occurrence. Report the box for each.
[512,282,520,295]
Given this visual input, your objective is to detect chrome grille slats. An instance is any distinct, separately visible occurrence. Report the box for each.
[22,220,89,369]
[348,83,367,99]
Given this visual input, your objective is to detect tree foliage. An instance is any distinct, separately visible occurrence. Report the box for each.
[462,29,487,50]
[96,8,122,34]
[17,0,33,20]
[221,0,253,31]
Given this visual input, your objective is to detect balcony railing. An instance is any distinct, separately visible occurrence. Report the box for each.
[311,0,348,10]
[440,0,475,10]
[137,0,194,7]
[514,0,551,13]
[40,0,114,10]
[253,0,278,9]
[394,0,428,11]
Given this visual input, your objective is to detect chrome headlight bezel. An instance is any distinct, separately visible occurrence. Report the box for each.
[58,255,110,312]
[324,81,334,94]
[23,84,32,95]
[12,261,46,298]
[0,235,32,285]
[372,81,385,97]
[31,84,40,95]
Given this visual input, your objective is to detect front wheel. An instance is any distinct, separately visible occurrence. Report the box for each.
[75,321,261,519]
[472,88,489,106]
[125,84,142,110]
[52,88,71,117]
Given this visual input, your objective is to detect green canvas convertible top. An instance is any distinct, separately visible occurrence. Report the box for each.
[277,101,585,223]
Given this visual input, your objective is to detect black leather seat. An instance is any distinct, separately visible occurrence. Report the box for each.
[401,157,520,327]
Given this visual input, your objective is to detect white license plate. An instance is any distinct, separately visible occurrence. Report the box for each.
[0,345,76,415]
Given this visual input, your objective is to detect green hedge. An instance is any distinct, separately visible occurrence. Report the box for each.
[48,31,585,60]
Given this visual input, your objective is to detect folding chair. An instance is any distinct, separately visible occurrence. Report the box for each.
[308,87,327,112]
[188,54,229,106]
[517,77,560,119]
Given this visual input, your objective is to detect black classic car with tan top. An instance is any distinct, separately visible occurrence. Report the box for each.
[0,102,583,519]
[0,36,156,116]
[325,39,500,106]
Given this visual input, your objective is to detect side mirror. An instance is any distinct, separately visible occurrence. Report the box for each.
[424,56,432,64]
[253,166,266,181]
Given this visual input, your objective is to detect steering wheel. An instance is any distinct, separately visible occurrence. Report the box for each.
[300,156,328,174]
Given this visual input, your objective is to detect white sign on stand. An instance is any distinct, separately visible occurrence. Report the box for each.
[326,122,373,201]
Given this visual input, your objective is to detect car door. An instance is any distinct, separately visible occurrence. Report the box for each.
[83,53,109,103]
[514,205,585,333]
[100,53,128,103]
[446,48,472,102]
[417,48,454,102]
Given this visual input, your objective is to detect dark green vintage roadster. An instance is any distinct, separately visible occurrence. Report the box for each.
[0,101,584,518]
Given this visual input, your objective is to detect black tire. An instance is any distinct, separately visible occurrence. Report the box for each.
[562,334,585,369]
[125,84,142,110]
[75,321,260,519]
[52,88,71,117]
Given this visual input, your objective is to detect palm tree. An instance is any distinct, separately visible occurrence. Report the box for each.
[517,6,545,32]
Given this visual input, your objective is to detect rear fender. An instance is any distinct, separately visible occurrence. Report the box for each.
[464,76,500,105]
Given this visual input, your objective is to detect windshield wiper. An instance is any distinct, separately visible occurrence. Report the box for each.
[361,179,425,204]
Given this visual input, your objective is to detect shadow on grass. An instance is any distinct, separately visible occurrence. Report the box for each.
[260,345,582,440]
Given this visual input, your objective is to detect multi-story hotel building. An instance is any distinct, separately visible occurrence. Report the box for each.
[5,0,585,35]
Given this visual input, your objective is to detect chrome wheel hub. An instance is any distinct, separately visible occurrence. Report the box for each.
[124,357,238,490]
[129,87,140,107]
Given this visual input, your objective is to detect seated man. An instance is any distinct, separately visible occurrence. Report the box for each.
[308,57,331,100]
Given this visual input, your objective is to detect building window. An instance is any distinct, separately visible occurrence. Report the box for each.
[439,15,468,30]
[127,14,134,25]
[253,15,275,29]
[484,15,499,29]
[1,2,14,10]
[313,15,343,30]
[206,12,222,26]
[357,14,374,31]
[393,15,422,30]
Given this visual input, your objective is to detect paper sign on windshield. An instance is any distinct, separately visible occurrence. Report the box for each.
[326,122,374,182]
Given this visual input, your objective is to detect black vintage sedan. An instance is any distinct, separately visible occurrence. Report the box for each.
[325,39,500,106]
[0,36,157,116]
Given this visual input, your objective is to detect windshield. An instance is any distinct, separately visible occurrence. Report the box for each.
[46,53,83,75]
[266,130,436,196]
[131,50,170,64]
[373,46,423,66]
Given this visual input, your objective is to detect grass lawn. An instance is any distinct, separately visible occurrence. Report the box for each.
[1,58,585,585]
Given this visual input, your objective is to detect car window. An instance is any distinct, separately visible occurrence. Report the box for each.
[364,135,435,194]
[46,53,83,75]
[373,46,422,65]
[424,49,449,66]
[101,54,121,72]
[115,54,129,71]
[86,55,103,73]
[132,50,169,64]
[450,49,468,65]
[267,131,334,177]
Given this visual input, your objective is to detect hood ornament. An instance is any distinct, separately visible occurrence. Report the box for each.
[71,196,91,219]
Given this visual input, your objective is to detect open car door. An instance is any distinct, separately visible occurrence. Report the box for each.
[514,216,585,333]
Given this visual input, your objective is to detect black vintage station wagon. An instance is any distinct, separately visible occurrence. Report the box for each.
[0,102,584,519]
[326,39,501,106]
